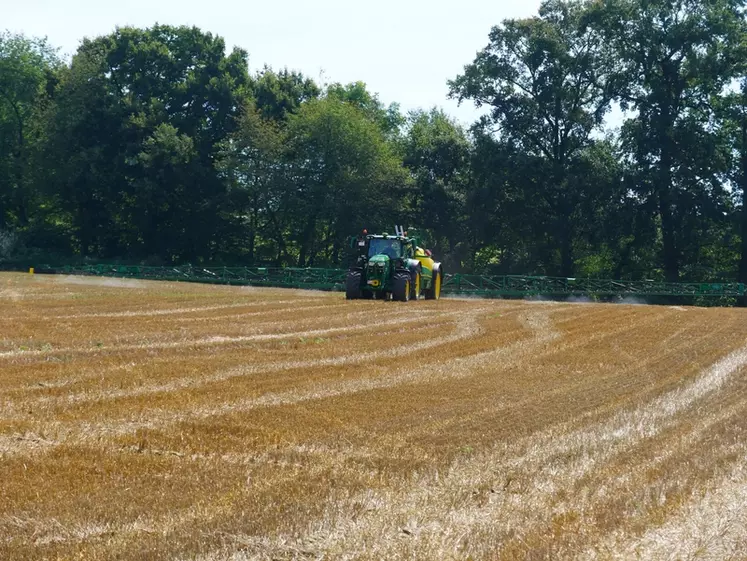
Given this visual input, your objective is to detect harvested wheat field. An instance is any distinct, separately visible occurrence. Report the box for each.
[1,272,747,560]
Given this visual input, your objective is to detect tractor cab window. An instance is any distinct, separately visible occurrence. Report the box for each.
[368,238,403,259]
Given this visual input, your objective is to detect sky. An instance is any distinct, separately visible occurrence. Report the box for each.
[4,0,543,126]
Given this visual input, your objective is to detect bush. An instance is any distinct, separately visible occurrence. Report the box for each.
[0,230,20,263]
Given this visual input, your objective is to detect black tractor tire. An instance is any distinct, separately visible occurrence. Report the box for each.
[346,270,362,300]
[424,267,443,300]
[392,272,411,302]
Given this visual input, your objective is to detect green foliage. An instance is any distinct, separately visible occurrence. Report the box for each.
[0,32,60,233]
[401,108,470,268]
[327,81,405,138]
[253,67,320,122]
[450,0,618,276]
[0,229,19,262]
[585,0,746,280]
[217,85,409,267]
[3,6,747,288]
[217,103,289,264]
[286,95,409,266]
[41,24,251,261]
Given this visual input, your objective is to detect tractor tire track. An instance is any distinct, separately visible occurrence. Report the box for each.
[0,311,451,413]
[0,305,528,454]
[230,337,747,561]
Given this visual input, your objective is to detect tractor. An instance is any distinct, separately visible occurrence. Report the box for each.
[345,226,443,301]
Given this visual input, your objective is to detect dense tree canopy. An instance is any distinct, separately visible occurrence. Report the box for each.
[3,3,747,284]
[0,32,59,232]
[585,0,746,280]
[450,0,617,276]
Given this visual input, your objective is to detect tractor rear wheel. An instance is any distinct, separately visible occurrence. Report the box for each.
[346,270,362,300]
[393,272,411,302]
[425,268,443,300]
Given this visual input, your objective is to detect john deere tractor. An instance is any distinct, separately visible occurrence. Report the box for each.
[346,227,443,301]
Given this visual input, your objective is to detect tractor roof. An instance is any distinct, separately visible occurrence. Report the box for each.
[367,234,410,242]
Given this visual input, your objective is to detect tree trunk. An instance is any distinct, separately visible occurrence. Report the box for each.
[658,165,679,282]
[248,229,256,265]
[267,212,287,267]
[738,110,747,305]
[560,227,574,278]
[76,189,92,257]
[297,215,316,267]
[657,110,679,282]
[739,201,747,305]
[78,218,91,258]
[331,238,341,266]
[247,194,259,264]
[554,162,573,278]
[16,195,28,227]
[0,187,6,230]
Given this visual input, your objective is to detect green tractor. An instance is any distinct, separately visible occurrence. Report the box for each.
[346,227,444,301]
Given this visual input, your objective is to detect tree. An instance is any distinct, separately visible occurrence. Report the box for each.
[135,123,198,259]
[286,96,409,267]
[218,104,290,264]
[327,81,405,139]
[449,0,614,276]
[45,24,251,261]
[401,108,470,268]
[0,32,59,230]
[585,0,746,280]
[711,78,747,291]
[41,40,123,257]
[252,67,320,122]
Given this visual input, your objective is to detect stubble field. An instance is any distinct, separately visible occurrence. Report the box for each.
[1,272,747,560]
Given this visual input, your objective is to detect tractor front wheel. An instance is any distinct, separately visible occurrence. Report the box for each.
[346,270,362,300]
[410,270,421,300]
[393,272,411,302]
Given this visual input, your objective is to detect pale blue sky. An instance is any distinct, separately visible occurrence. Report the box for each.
[5,0,542,126]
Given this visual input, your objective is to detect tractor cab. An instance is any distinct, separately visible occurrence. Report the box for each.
[351,231,414,263]
[368,237,406,260]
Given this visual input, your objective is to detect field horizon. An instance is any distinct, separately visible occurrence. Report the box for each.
[1,272,746,560]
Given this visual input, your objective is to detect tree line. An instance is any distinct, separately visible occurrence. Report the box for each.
[2,0,747,283]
